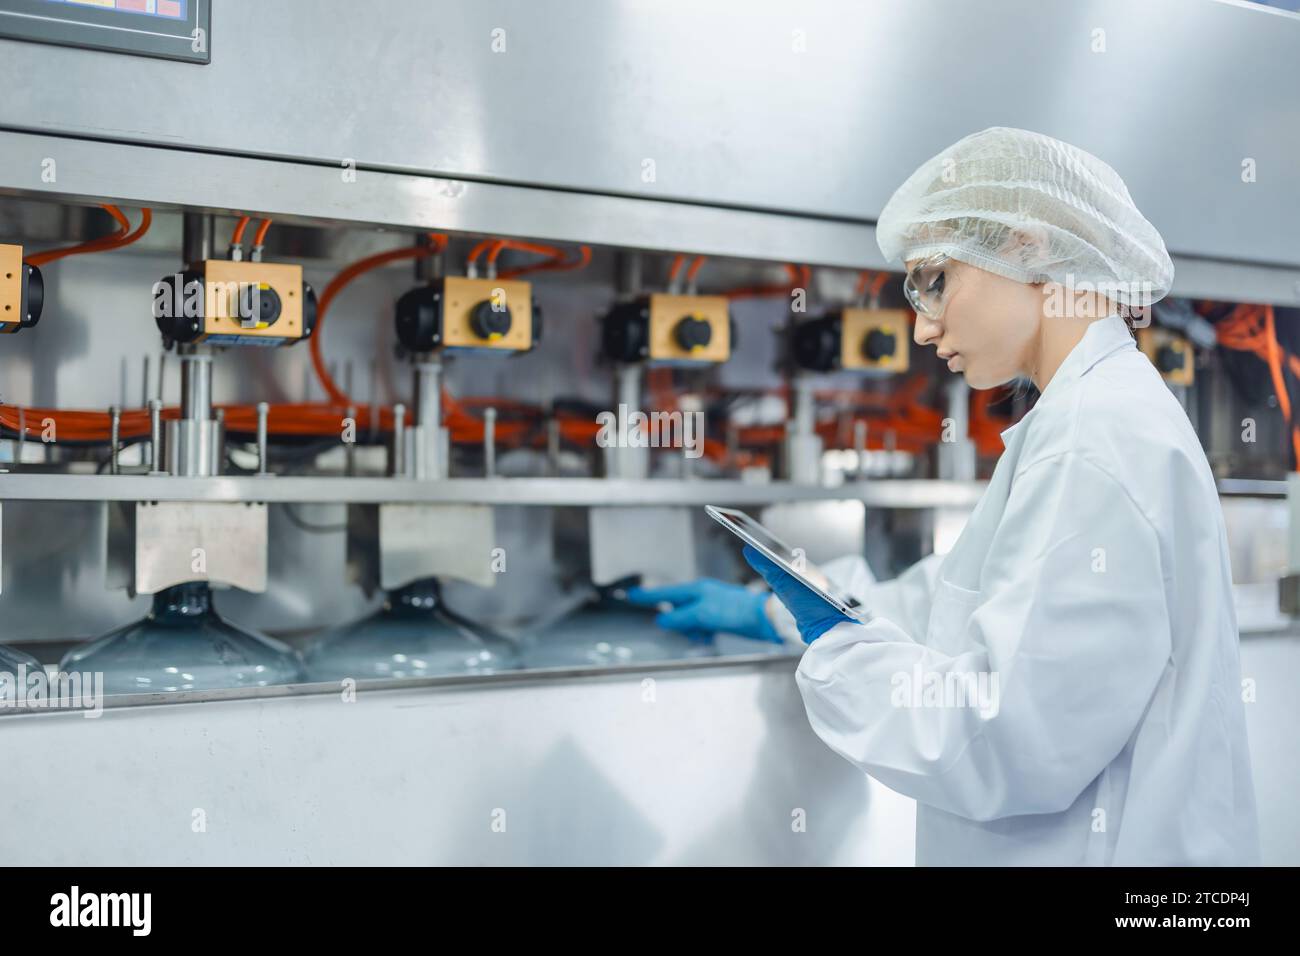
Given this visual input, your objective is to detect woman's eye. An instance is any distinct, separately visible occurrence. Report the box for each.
[926,271,946,296]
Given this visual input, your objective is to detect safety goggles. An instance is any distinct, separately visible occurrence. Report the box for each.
[903,254,957,320]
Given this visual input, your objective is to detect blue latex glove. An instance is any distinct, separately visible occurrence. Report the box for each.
[624,579,780,643]
[742,545,852,644]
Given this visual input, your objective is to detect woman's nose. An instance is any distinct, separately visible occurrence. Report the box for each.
[913,314,942,347]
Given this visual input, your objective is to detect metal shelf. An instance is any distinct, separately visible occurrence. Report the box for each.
[0,473,990,508]
[1216,478,1288,498]
[0,473,1284,506]
[0,651,803,717]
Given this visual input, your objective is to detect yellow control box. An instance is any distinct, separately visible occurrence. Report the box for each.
[1,244,41,335]
[440,276,533,351]
[0,244,22,333]
[1138,327,1193,386]
[199,260,307,345]
[841,308,910,372]
[648,293,730,363]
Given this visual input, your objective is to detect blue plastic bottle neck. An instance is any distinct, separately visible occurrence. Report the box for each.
[386,578,442,619]
[150,582,215,623]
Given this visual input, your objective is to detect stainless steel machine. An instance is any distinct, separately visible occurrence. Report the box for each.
[2,0,1299,865]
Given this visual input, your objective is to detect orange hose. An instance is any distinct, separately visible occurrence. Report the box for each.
[467,239,504,268]
[24,204,151,268]
[252,218,272,246]
[486,239,564,266]
[499,244,591,279]
[1262,306,1290,422]
[725,263,810,300]
[482,237,578,279]
[310,234,449,407]
[102,205,130,233]
[231,216,251,247]
[1214,303,1300,469]
[0,400,544,445]
[855,271,890,301]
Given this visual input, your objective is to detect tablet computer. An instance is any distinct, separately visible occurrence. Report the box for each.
[705,505,869,623]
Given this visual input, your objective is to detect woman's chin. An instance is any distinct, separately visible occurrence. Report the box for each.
[965,369,1012,390]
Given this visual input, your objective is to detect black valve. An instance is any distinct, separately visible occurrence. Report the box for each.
[674,315,713,351]
[153,269,206,344]
[470,298,513,340]
[791,314,842,372]
[21,263,42,329]
[300,282,318,340]
[863,328,897,362]
[395,284,443,352]
[601,300,652,363]
[241,283,282,328]
[1156,344,1186,374]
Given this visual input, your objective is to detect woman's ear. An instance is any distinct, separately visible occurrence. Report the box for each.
[1002,224,1053,278]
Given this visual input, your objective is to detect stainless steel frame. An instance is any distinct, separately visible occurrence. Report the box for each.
[2,129,1298,304]
[0,473,991,507]
[0,657,918,866]
[3,0,1298,867]
[0,473,1284,505]
[2,0,1298,268]
[0,129,880,270]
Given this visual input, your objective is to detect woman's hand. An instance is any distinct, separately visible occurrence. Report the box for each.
[742,546,852,644]
[624,579,780,643]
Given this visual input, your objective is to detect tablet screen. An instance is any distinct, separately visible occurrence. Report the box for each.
[706,506,866,619]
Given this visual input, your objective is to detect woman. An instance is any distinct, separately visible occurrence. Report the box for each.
[629,127,1259,866]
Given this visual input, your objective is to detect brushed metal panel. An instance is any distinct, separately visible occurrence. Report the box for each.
[0,130,881,269]
[588,505,698,586]
[0,661,916,865]
[2,0,1298,265]
[0,473,993,506]
[134,500,268,593]
[377,502,497,590]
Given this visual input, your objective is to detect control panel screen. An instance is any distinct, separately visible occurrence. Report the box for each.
[0,0,209,63]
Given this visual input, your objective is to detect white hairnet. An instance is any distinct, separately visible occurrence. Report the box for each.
[876,127,1173,307]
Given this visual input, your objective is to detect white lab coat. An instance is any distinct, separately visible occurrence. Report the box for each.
[767,314,1259,865]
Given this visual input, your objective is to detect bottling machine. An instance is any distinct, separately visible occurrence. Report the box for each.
[2,0,1299,865]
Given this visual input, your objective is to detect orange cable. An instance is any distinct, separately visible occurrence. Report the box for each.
[309,233,449,407]
[24,204,150,268]
[252,218,272,247]
[499,244,591,279]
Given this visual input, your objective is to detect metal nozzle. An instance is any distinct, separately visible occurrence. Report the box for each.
[108,405,121,475]
[483,406,498,478]
[255,402,271,477]
[148,399,167,475]
[392,403,407,477]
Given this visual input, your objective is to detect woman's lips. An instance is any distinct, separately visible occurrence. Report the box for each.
[945,353,962,372]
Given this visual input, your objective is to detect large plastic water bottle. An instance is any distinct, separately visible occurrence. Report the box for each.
[60,582,304,695]
[519,599,717,669]
[304,578,519,682]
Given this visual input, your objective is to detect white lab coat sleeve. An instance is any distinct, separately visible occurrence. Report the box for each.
[765,551,946,646]
[794,452,1172,821]
[856,551,946,640]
